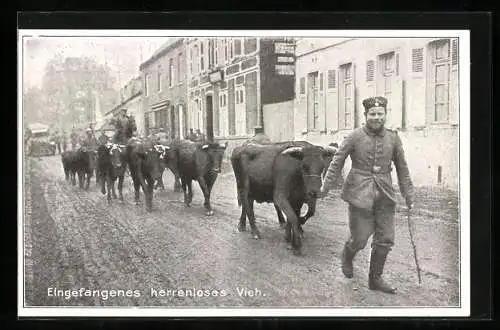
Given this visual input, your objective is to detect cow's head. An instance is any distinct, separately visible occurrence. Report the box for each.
[321,144,338,169]
[153,144,170,162]
[281,145,325,200]
[201,141,228,173]
[106,143,126,169]
[142,142,165,180]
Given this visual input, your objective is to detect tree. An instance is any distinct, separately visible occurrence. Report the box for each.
[40,55,118,131]
[23,86,45,126]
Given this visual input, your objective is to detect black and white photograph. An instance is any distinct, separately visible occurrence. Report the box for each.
[18,30,470,317]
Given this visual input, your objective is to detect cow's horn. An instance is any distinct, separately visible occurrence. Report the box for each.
[325,145,338,153]
[281,146,303,155]
[202,144,209,150]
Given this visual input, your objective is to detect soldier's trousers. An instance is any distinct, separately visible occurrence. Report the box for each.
[346,188,396,251]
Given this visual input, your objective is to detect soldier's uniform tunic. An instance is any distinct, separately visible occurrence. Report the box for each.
[322,125,414,251]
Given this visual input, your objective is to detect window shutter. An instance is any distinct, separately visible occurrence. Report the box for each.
[395,52,400,76]
[412,48,424,73]
[328,69,336,89]
[319,73,324,91]
[300,77,306,94]
[366,60,375,82]
[451,38,458,66]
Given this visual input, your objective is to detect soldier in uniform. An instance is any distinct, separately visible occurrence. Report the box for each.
[70,128,79,150]
[98,130,109,146]
[82,128,98,151]
[319,96,414,294]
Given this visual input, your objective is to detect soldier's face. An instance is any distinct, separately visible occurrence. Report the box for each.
[365,106,386,131]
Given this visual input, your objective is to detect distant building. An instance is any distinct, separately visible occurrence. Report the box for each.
[294,38,459,188]
[139,38,188,139]
[186,37,296,144]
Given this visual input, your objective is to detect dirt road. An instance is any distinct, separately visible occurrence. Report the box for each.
[23,155,460,308]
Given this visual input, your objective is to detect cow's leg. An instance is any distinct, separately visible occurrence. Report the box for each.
[144,177,154,212]
[100,172,107,195]
[238,203,247,232]
[274,204,287,229]
[64,168,70,181]
[275,194,303,255]
[106,176,113,204]
[245,198,260,239]
[197,176,214,216]
[174,174,181,192]
[180,177,189,207]
[78,171,85,189]
[187,179,194,206]
[85,171,91,190]
[111,177,118,199]
[117,173,125,201]
[71,171,76,186]
[293,202,305,239]
[238,175,251,232]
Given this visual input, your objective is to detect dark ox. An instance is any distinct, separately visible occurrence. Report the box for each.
[127,138,168,212]
[153,139,182,193]
[61,147,97,189]
[250,141,337,232]
[172,140,228,216]
[231,142,328,255]
[97,142,127,203]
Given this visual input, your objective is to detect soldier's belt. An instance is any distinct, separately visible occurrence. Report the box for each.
[351,166,392,175]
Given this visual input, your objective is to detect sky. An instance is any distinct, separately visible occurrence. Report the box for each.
[22,36,168,90]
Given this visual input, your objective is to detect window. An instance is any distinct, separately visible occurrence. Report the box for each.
[144,74,151,97]
[189,48,194,77]
[235,86,246,135]
[379,52,396,101]
[169,58,174,87]
[429,39,451,122]
[219,91,228,137]
[215,40,219,66]
[307,71,320,130]
[229,39,234,60]
[178,53,183,84]
[300,77,306,94]
[234,38,242,56]
[366,60,375,82]
[327,69,336,89]
[412,48,424,73]
[194,45,199,74]
[200,41,205,72]
[223,39,228,63]
[340,63,354,129]
[244,38,258,54]
[157,66,162,92]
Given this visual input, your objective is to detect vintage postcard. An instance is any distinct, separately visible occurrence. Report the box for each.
[18,29,470,317]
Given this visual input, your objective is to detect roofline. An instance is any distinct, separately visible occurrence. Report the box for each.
[139,38,185,71]
[295,38,356,58]
[104,91,142,116]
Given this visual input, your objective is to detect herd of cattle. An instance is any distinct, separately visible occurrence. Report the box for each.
[60,138,338,255]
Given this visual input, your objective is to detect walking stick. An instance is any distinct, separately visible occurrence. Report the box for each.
[407,207,422,285]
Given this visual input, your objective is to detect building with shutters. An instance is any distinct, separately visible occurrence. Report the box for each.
[294,38,460,188]
[140,38,188,139]
[186,37,295,147]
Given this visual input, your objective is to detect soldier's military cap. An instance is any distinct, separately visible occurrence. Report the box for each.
[362,96,388,112]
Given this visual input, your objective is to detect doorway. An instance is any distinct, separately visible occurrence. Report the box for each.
[206,95,214,141]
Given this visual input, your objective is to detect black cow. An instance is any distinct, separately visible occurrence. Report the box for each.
[231,142,327,255]
[127,138,167,212]
[153,139,182,193]
[97,142,128,203]
[61,150,77,185]
[61,147,97,189]
[171,140,228,216]
[255,141,337,231]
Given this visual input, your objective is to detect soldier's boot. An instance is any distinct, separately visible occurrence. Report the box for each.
[368,246,397,294]
[341,242,357,278]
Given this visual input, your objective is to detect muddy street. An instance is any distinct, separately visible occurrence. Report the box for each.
[23,154,460,308]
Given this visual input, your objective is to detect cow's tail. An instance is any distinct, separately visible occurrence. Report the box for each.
[230,154,243,207]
